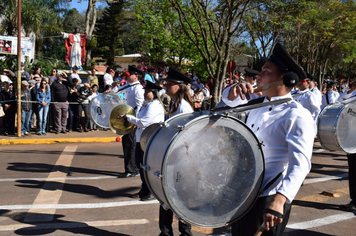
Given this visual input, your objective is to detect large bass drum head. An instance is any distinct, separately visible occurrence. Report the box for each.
[163,115,264,228]
[89,93,124,129]
[336,103,356,153]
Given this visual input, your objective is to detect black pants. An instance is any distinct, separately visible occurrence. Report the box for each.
[347,153,356,201]
[159,206,192,236]
[231,195,291,236]
[3,110,16,134]
[121,129,139,174]
[78,104,90,129]
[135,142,150,197]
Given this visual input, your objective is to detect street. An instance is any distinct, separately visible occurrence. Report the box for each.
[0,141,354,236]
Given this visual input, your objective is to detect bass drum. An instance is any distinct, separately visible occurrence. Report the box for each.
[89,93,125,129]
[143,113,264,228]
[317,103,356,153]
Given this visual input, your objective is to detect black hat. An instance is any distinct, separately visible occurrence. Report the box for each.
[147,68,155,72]
[326,81,335,88]
[306,73,315,81]
[128,65,144,75]
[264,43,306,82]
[165,67,192,84]
[244,68,259,77]
[144,81,162,91]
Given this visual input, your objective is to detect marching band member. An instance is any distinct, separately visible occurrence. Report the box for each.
[159,67,194,236]
[120,81,165,201]
[244,68,259,89]
[321,81,339,110]
[118,66,144,178]
[293,76,321,124]
[338,81,356,211]
[222,43,315,236]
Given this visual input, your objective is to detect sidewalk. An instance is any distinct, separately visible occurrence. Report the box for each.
[0,129,121,145]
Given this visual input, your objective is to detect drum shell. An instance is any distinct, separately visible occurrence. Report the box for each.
[144,112,264,228]
[317,103,356,153]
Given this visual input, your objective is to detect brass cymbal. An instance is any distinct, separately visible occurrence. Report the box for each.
[109,104,136,135]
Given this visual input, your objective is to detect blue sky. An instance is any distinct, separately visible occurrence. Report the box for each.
[69,1,108,14]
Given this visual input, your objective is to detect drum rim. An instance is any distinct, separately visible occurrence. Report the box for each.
[88,92,124,128]
[161,114,265,228]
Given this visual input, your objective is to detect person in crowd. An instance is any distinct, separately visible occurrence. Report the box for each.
[159,67,194,236]
[159,81,171,119]
[117,65,144,178]
[338,81,356,211]
[292,76,321,124]
[192,87,204,111]
[88,68,99,88]
[36,79,51,135]
[114,70,121,82]
[51,72,70,134]
[67,78,80,132]
[88,84,99,131]
[1,81,16,135]
[120,81,165,201]
[77,82,92,132]
[31,67,43,80]
[244,68,259,89]
[308,74,322,106]
[144,68,155,83]
[104,67,114,86]
[222,43,315,236]
[202,81,212,110]
[111,81,119,93]
[1,68,15,83]
[69,66,82,84]
[117,79,127,100]
[16,63,30,81]
[20,81,32,136]
[29,79,39,132]
[321,81,339,110]
[49,68,58,85]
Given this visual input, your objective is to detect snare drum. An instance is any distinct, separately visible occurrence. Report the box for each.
[89,93,124,129]
[143,113,264,228]
[317,103,356,153]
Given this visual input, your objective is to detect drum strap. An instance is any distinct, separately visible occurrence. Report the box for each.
[117,82,140,93]
[326,91,330,104]
[260,170,284,195]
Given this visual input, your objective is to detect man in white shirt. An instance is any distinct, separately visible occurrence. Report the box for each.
[68,66,82,85]
[222,43,315,236]
[244,68,259,88]
[118,65,144,178]
[103,67,114,86]
[293,76,321,124]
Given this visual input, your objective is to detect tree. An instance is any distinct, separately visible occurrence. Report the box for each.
[167,0,250,106]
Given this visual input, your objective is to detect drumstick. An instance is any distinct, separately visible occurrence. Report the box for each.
[254,223,265,236]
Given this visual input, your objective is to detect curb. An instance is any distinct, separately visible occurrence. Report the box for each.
[0,137,121,145]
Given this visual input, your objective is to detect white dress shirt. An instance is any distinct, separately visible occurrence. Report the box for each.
[126,99,165,141]
[338,90,356,104]
[103,73,113,86]
[169,99,193,118]
[222,87,315,203]
[293,89,321,123]
[310,86,322,106]
[123,81,144,114]
[321,91,340,110]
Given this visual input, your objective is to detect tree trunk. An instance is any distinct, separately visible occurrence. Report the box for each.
[85,0,97,67]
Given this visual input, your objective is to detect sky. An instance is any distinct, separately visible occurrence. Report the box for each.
[69,0,108,14]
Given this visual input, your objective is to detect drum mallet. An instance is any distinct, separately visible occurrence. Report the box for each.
[254,223,265,236]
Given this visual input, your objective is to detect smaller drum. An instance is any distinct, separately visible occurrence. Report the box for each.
[89,93,124,129]
[317,103,356,153]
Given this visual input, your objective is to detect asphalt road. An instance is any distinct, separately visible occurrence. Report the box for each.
[0,141,354,236]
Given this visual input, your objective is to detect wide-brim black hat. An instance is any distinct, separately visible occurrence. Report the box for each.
[306,73,315,81]
[264,43,306,82]
[128,65,144,75]
[144,81,162,91]
[165,67,192,84]
[326,81,335,88]
[244,68,259,77]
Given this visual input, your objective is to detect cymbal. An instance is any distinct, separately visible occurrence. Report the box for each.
[109,104,136,135]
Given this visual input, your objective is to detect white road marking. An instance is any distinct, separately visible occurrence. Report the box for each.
[304,173,348,184]
[0,219,149,231]
[313,148,326,153]
[285,211,356,232]
[24,145,77,223]
[0,199,159,210]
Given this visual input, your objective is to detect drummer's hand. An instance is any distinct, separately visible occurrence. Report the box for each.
[263,193,286,231]
[117,115,126,121]
[227,82,254,101]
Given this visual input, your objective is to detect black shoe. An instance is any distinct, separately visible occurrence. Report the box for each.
[131,193,141,198]
[140,193,155,201]
[55,131,59,134]
[341,201,356,211]
[117,173,137,178]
